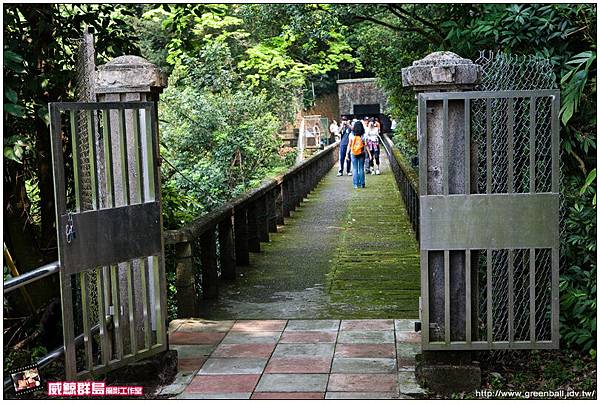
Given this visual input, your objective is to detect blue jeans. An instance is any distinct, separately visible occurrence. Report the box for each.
[351,154,365,188]
[339,144,350,173]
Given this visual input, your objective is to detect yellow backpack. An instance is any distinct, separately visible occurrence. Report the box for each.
[351,135,364,156]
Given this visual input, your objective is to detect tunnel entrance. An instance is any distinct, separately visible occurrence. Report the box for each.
[353,103,380,117]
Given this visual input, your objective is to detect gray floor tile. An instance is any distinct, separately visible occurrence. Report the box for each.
[331,357,397,373]
[198,358,267,375]
[272,343,335,357]
[256,374,329,392]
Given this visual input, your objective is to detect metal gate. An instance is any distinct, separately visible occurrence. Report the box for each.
[418,90,560,350]
[49,101,168,378]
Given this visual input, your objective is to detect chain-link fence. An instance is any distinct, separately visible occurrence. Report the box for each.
[472,51,558,352]
[72,31,102,370]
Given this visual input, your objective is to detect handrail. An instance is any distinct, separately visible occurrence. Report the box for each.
[380,133,420,239]
[164,141,340,244]
[4,261,60,293]
[2,260,100,391]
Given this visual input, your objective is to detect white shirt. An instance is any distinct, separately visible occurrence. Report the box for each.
[329,122,339,135]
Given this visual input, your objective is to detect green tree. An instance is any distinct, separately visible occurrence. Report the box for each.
[3,4,139,271]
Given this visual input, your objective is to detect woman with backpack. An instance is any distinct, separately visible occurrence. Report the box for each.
[346,119,372,189]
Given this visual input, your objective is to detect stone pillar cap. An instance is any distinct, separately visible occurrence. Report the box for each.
[96,55,168,94]
[402,51,480,91]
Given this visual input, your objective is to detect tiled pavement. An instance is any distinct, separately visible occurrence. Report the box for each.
[157,319,424,399]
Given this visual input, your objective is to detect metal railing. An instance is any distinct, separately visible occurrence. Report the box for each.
[3,261,75,391]
[4,261,60,293]
[164,142,340,317]
[380,133,419,239]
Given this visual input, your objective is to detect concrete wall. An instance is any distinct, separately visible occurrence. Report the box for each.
[304,92,340,122]
[337,78,388,117]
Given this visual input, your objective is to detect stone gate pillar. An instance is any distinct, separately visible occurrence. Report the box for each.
[402,51,481,393]
[95,56,167,348]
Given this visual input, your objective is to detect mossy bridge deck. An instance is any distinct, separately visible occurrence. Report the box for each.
[197,151,420,320]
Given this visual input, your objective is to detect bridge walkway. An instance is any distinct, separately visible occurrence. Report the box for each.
[197,151,420,320]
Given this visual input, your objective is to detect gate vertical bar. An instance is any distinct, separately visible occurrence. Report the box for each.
[442,98,449,195]
[139,259,152,349]
[485,99,492,194]
[80,272,93,370]
[551,93,560,347]
[417,94,429,345]
[96,267,110,365]
[529,98,537,192]
[126,261,137,355]
[507,98,515,192]
[50,104,77,378]
[529,248,536,347]
[486,249,492,345]
[418,95,428,196]
[465,250,472,344]
[464,99,471,195]
[444,250,450,343]
[508,250,514,346]
[70,110,83,210]
[110,265,124,359]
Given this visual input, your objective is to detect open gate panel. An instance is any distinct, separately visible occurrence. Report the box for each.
[49,102,168,379]
[418,90,560,350]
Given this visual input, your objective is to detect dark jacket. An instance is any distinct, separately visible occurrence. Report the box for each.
[340,126,352,146]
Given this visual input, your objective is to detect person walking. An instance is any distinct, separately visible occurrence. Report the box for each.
[329,119,340,143]
[337,118,352,176]
[366,119,381,175]
[346,119,371,189]
[361,117,371,173]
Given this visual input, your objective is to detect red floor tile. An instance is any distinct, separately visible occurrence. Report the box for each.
[178,357,206,372]
[185,374,260,393]
[251,392,325,399]
[211,343,276,358]
[170,332,226,345]
[334,343,396,358]
[340,320,395,331]
[264,357,332,374]
[327,374,397,392]
[280,331,337,343]
[232,320,287,332]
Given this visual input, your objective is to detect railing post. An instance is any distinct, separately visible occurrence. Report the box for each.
[234,208,249,266]
[282,181,291,218]
[290,176,298,211]
[199,228,218,299]
[267,189,278,233]
[219,213,236,281]
[247,202,261,252]
[174,241,197,317]
[277,183,286,223]
[257,196,270,243]
[298,170,305,201]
